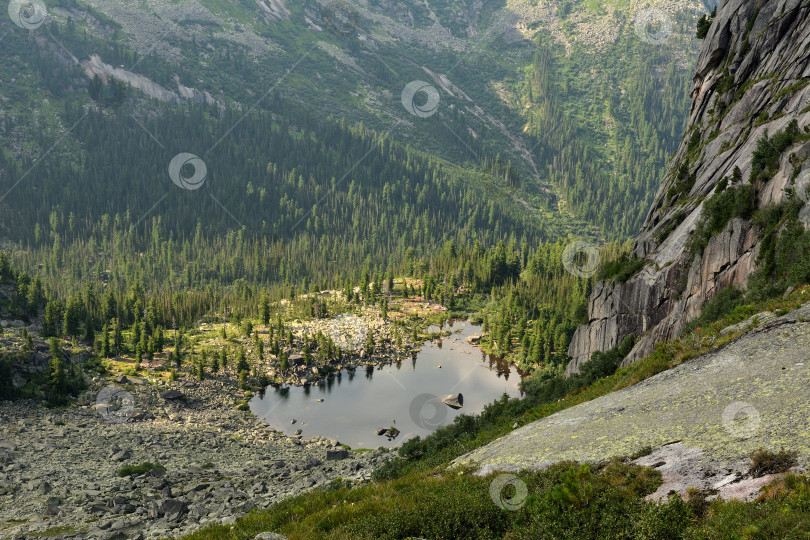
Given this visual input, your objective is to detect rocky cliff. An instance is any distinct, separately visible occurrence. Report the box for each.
[567,0,810,375]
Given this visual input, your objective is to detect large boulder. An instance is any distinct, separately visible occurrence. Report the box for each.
[326,448,349,461]
[159,499,188,522]
[159,389,184,400]
[442,393,463,409]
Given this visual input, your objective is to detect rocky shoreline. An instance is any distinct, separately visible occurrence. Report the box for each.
[0,374,391,539]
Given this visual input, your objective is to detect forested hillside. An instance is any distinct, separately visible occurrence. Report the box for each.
[0,0,706,379]
[1,0,703,240]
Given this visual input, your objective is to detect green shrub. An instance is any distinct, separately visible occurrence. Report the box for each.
[680,286,745,335]
[597,252,646,283]
[667,163,696,201]
[688,180,756,256]
[117,462,165,477]
[750,448,798,477]
[695,7,715,39]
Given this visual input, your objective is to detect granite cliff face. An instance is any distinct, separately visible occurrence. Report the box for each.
[567,0,810,375]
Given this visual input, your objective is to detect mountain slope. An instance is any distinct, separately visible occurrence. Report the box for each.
[567,0,810,373]
[0,0,704,241]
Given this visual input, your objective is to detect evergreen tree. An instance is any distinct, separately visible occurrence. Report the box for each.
[48,338,67,403]
[260,294,270,326]
[236,347,249,374]
[102,324,111,358]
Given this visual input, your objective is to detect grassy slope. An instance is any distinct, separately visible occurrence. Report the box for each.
[178,287,810,539]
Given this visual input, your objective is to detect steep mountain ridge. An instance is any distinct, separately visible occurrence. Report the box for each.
[568,0,810,374]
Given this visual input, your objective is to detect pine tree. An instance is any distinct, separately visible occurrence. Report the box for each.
[102,324,111,358]
[260,294,270,326]
[22,329,33,351]
[43,300,59,337]
[236,347,249,374]
[113,319,123,356]
[155,326,164,351]
[48,338,67,403]
[64,296,82,337]
[84,313,95,344]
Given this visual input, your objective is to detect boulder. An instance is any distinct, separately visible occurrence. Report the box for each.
[111,449,131,462]
[159,390,184,400]
[326,449,349,461]
[159,499,188,521]
[442,393,463,409]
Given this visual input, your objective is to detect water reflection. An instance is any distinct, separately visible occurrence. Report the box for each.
[250,321,525,448]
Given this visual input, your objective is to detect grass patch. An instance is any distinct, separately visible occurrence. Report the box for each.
[38,525,84,537]
[116,462,166,477]
[182,456,810,540]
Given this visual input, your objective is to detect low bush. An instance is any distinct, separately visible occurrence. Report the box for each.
[597,253,646,283]
[680,285,745,335]
[750,448,798,477]
[117,462,166,477]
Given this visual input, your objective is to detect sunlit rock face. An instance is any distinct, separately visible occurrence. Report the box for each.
[568,0,810,375]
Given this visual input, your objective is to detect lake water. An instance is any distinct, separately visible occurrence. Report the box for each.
[249,321,525,448]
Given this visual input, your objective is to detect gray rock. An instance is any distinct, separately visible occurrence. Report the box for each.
[159,499,188,522]
[326,449,349,461]
[159,390,184,400]
[255,532,287,539]
[111,449,131,461]
[441,393,463,409]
